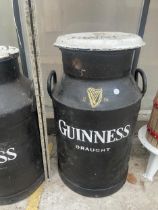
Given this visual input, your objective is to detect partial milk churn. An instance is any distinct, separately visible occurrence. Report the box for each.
[47,32,147,197]
[0,46,44,204]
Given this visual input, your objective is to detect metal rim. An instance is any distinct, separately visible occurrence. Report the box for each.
[54,32,145,51]
[0,46,19,60]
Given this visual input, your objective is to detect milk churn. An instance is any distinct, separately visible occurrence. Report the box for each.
[47,32,147,197]
[0,46,44,204]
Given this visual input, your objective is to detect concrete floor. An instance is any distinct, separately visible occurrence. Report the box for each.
[1,135,158,210]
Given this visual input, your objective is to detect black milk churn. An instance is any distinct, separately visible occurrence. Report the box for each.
[0,46,44,204]
[47,32,147,197]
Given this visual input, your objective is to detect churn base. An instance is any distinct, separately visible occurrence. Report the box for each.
[0,174,44,205]
[59,170,126,197]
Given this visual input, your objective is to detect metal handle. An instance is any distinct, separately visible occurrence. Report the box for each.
[47,70,57,99]
[134,68,147,97]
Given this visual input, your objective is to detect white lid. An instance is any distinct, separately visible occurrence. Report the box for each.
[54,32,145,51]
[0,46,19,60]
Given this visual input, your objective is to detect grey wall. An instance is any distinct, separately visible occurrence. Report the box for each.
[0,0,17,47]
[139,0,158,110]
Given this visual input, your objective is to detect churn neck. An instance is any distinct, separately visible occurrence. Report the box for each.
[0,46,20,84]
[60,49,135,80]
[54,32,145,80]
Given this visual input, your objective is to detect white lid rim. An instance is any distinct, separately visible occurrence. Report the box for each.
[54,32,145,51]
[54,43,145,51]
[0,46,19,60]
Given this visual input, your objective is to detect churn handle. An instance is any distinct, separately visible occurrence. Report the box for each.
[47,70,57,99]
[134,68,147,97]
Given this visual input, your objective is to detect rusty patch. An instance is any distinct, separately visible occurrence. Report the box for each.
[72,58,82,70]
[127,173,137,184]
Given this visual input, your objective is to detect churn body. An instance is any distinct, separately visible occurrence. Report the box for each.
[0,47,44,204]
[48,33,147,197]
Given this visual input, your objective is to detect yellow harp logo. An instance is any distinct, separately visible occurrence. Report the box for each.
[87,87,103,108]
